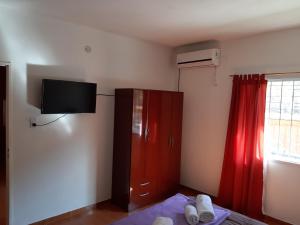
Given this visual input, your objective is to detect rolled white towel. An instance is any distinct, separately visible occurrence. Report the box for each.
[196,194,215,223]
[152,217,173,225]
[184,204,199,225]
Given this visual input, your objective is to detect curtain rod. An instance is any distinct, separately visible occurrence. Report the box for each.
[230,71,300,77]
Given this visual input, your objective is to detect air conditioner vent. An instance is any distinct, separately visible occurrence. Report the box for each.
[176,49,220,68]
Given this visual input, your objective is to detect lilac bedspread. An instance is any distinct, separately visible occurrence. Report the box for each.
[110,193,230,225]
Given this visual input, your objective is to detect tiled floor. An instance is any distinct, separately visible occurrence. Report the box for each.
[46,202,129,225]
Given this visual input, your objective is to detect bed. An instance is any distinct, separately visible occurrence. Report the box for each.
[110,193,267,225]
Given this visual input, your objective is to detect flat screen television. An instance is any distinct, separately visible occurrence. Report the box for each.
[41,79,97,114]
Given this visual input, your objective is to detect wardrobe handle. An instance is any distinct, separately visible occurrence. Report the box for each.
[139,192,150,197]
[140,182,150,186]
[145,128,150,141]
[171,136,175,148]
[168,136,172,147]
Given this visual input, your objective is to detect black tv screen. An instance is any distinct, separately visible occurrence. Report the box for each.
[41,79,97,114]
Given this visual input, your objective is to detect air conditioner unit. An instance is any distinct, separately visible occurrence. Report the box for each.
[176,48,220,68]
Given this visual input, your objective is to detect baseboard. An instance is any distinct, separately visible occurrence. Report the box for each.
[263,215,292,225]
[30,199,111,225]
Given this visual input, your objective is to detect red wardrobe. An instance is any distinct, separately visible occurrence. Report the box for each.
[112,89,183,211]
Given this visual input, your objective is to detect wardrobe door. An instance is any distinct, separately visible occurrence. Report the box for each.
[169,92,184,192]
[157,92,173,197]
[143,90,162,201]
[130,90,149,210]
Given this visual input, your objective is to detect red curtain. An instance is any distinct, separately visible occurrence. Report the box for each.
[217,74,267,219]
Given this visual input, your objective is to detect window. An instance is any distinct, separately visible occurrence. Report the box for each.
[264,80,300,163]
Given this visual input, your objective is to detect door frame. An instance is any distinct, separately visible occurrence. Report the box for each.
[0,61,11,225]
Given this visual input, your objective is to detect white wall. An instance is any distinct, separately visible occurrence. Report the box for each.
[0,8,176,225]
[180,28,300,224]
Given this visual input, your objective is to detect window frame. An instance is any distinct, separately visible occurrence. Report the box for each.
[264,75,300,164]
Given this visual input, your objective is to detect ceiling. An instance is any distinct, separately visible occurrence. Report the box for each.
[2,0,300,46]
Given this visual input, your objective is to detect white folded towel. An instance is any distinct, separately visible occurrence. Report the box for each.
[152,217,173,225]
[184,204,199,225]
[196,194,215,223]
